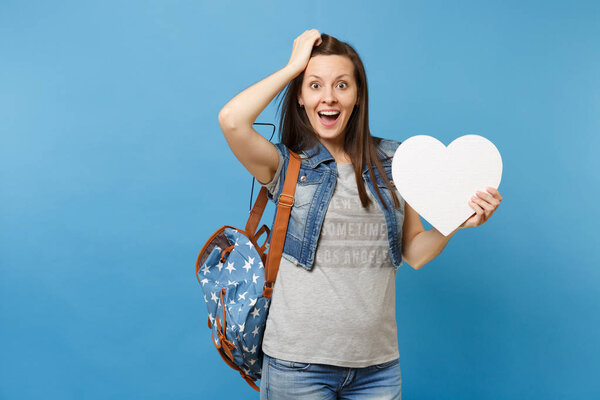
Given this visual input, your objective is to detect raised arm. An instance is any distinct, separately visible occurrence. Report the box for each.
[218,29,322,184]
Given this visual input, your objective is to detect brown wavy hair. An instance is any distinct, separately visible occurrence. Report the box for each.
[275,33,400,210]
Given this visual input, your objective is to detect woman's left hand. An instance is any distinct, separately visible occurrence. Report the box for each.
[459,186,503,229]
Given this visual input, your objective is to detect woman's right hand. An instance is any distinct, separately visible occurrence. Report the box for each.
[286,29,322,75]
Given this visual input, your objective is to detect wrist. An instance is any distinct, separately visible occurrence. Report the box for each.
[282,63,304,79]
[434,226,458,239]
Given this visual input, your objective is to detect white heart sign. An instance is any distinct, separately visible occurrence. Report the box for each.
[391,135,503,236]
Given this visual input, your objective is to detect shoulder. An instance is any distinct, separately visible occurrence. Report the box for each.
[375,137,402,158]
[273,143,307,165]
[273,143,290,160]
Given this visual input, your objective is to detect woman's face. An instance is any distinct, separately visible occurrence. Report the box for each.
[298,55,359,150]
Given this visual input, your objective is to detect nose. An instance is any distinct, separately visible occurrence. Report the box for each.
[321,86,337,104]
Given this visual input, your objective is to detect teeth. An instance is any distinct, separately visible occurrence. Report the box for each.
[318,111,340,116]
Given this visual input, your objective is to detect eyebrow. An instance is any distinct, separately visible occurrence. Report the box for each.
[307,74,351,80]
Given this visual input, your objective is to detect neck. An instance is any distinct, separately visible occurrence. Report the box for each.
[318,138,352,165]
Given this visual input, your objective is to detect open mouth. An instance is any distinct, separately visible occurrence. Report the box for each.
[318,111,340,126]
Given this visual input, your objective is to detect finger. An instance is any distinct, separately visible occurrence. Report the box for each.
[475,199,493,222]
[469,199,485,216]
[472,195,495,212]
[475,191,499,207]
[486,186,503,201]
[472,200,491,224]
[314,31,322,46]
[478,189,500,203]
[467,202,483,226]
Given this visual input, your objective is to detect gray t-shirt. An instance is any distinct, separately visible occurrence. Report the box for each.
[261,152,399,368]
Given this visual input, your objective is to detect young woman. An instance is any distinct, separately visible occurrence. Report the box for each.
[219,29,502,400]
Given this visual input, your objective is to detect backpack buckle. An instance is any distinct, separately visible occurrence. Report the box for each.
[263,281,274,298]
[278,193,294,208]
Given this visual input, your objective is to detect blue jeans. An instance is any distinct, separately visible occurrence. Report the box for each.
[260,353,401,399]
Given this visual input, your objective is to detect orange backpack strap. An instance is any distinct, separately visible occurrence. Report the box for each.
[263,150,301,298]
[245,184,269,238]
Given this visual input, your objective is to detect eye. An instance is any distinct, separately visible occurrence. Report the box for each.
[337,82,348,89]
[310,82,320,89]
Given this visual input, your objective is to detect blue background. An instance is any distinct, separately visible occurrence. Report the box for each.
[1,0,599,399]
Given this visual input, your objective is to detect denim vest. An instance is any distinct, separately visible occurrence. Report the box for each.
[266,138,405,271]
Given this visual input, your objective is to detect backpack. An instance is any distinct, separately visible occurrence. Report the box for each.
[195,149,301,391]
